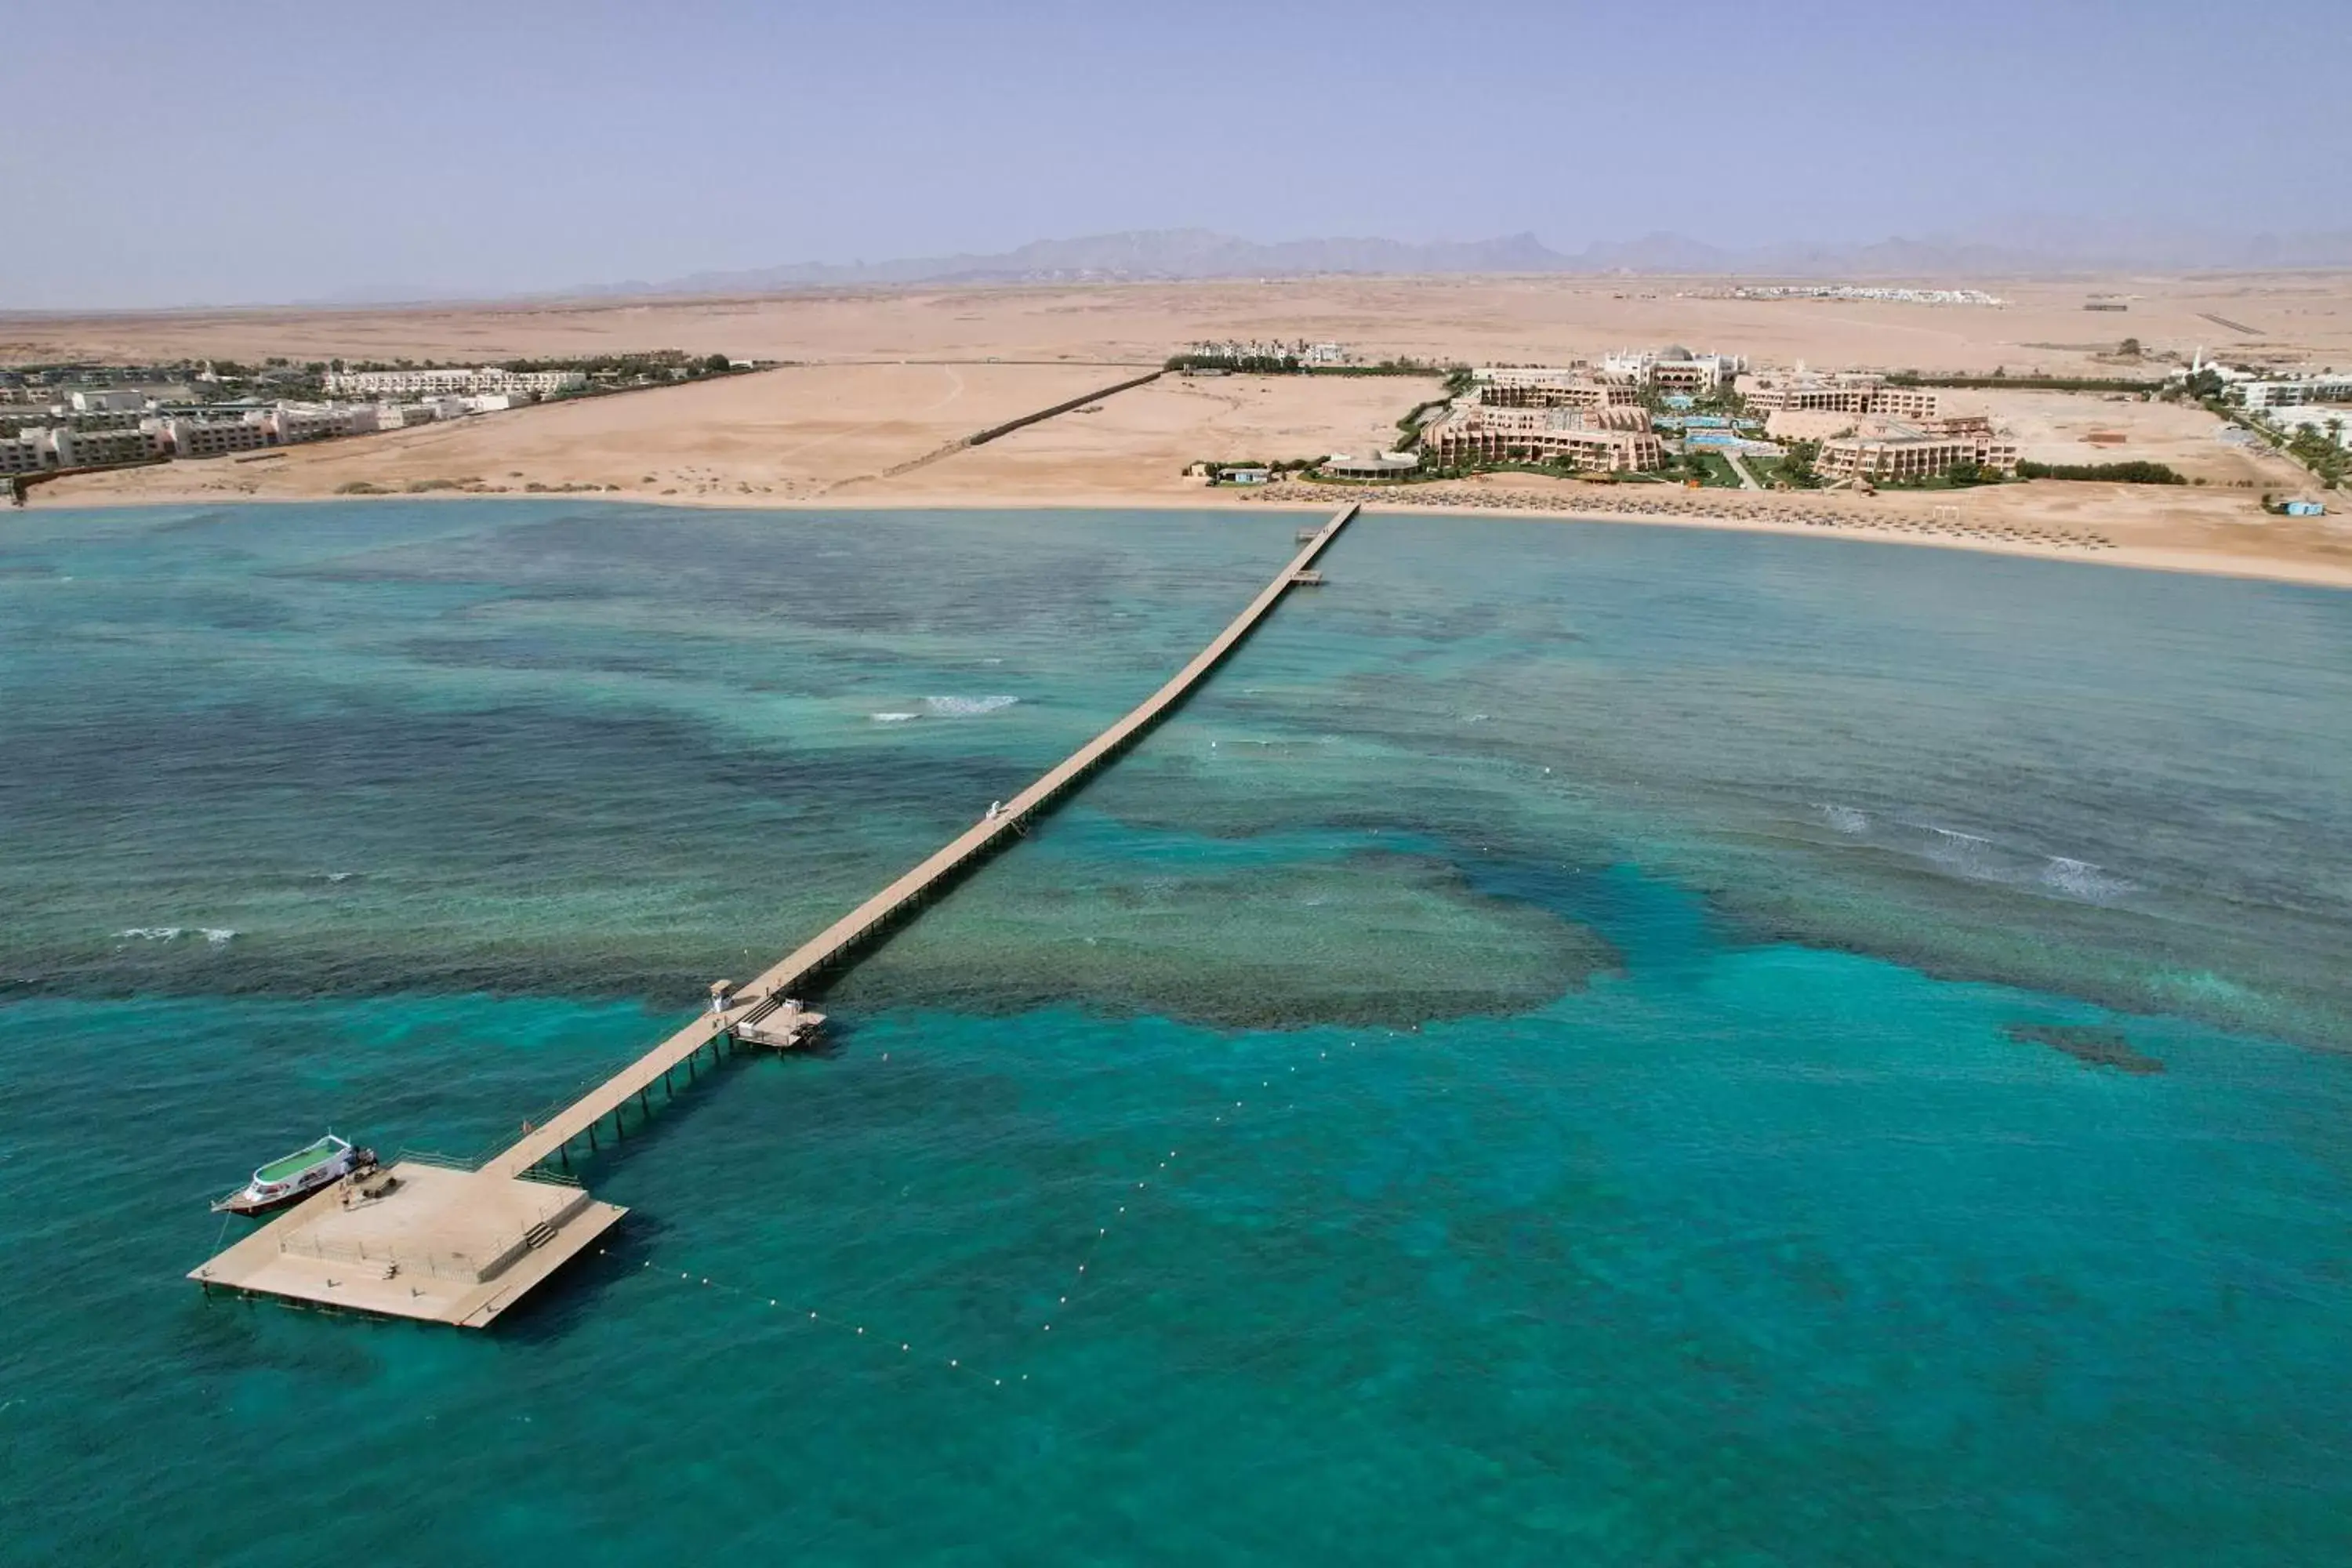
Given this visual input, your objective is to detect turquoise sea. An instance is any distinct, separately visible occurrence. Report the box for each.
[4,501,2350,1564]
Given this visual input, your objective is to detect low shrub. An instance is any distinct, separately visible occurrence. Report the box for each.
[2016,459,2184,485]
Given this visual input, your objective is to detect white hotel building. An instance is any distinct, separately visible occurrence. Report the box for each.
[323,367,586,398]
[2234,372,2352,410]
[1603,347,1747,391]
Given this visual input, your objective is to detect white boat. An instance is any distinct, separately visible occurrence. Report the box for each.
[210,1134,374,1216]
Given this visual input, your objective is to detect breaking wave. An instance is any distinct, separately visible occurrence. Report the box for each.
[1923,826,1996,874]
[2040,856,2136,902]
[1861,818,2142,906]
[118,927,237,945]
[870,712,918,724]
[921,695,1018,717]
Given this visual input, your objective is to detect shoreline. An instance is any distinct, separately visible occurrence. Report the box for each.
[16,480,2352,593]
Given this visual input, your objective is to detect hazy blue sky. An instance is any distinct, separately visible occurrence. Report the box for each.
[2,0,2346,309]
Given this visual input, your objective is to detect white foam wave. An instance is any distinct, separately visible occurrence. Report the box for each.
[870,712,918,724]
[325,871,356,883]
[118,926,238,946]
[921,695,1018,717]
[2040,856,2136,902]
[1922,826,1997,876]
[1816,804,1870,835]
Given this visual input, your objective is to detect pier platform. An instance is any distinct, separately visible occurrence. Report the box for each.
[732,1001,826,1050]
[190,1162,624,1328]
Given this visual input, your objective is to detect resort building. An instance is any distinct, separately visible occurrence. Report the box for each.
[263,404,383,444]
[1583,404,1653,431]
[163,415,272,459]
[1766,408,1994,443]
[1422,404,1665,473]
[0,429,63,474]
[1602,347,1747,391]
[1472,367,1643,410]
[64,426,168,466]
[1814,418,2019,481]
[322,367,585,398]
[0,425,164,470]
[62,408,148,433]
[363,397,473,427]
[1321,451,1421,481]
[2234,372,2352,409]
[1738,371,1940,419]
[68,388,148,413]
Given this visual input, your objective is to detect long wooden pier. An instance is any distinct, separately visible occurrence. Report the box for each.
[195,502,1359,1325]
[486,498,1356,1177]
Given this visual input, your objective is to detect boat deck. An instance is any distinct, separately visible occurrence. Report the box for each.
[252,1139,346,1185]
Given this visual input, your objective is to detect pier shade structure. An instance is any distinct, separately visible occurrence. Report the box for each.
[191,503,1361,1327]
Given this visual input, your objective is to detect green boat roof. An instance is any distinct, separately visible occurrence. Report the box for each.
[254,1137,345,1184]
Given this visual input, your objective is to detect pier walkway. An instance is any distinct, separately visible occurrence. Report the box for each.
[195,501,1361,1326]
[485,499,1357,1178]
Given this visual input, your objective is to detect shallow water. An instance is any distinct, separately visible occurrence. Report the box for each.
[4,503,2350,1563]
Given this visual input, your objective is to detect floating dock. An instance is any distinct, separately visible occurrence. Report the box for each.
[191,503,1359,1327]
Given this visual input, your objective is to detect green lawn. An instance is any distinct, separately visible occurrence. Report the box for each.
[1685,450,1744,488]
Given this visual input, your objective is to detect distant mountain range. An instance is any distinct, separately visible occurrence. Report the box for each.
[296,223,2352,309]
[572,223,2352,298]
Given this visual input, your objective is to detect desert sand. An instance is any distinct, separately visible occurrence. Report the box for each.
[9,273,2348,587]
[10,270,2352,372]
